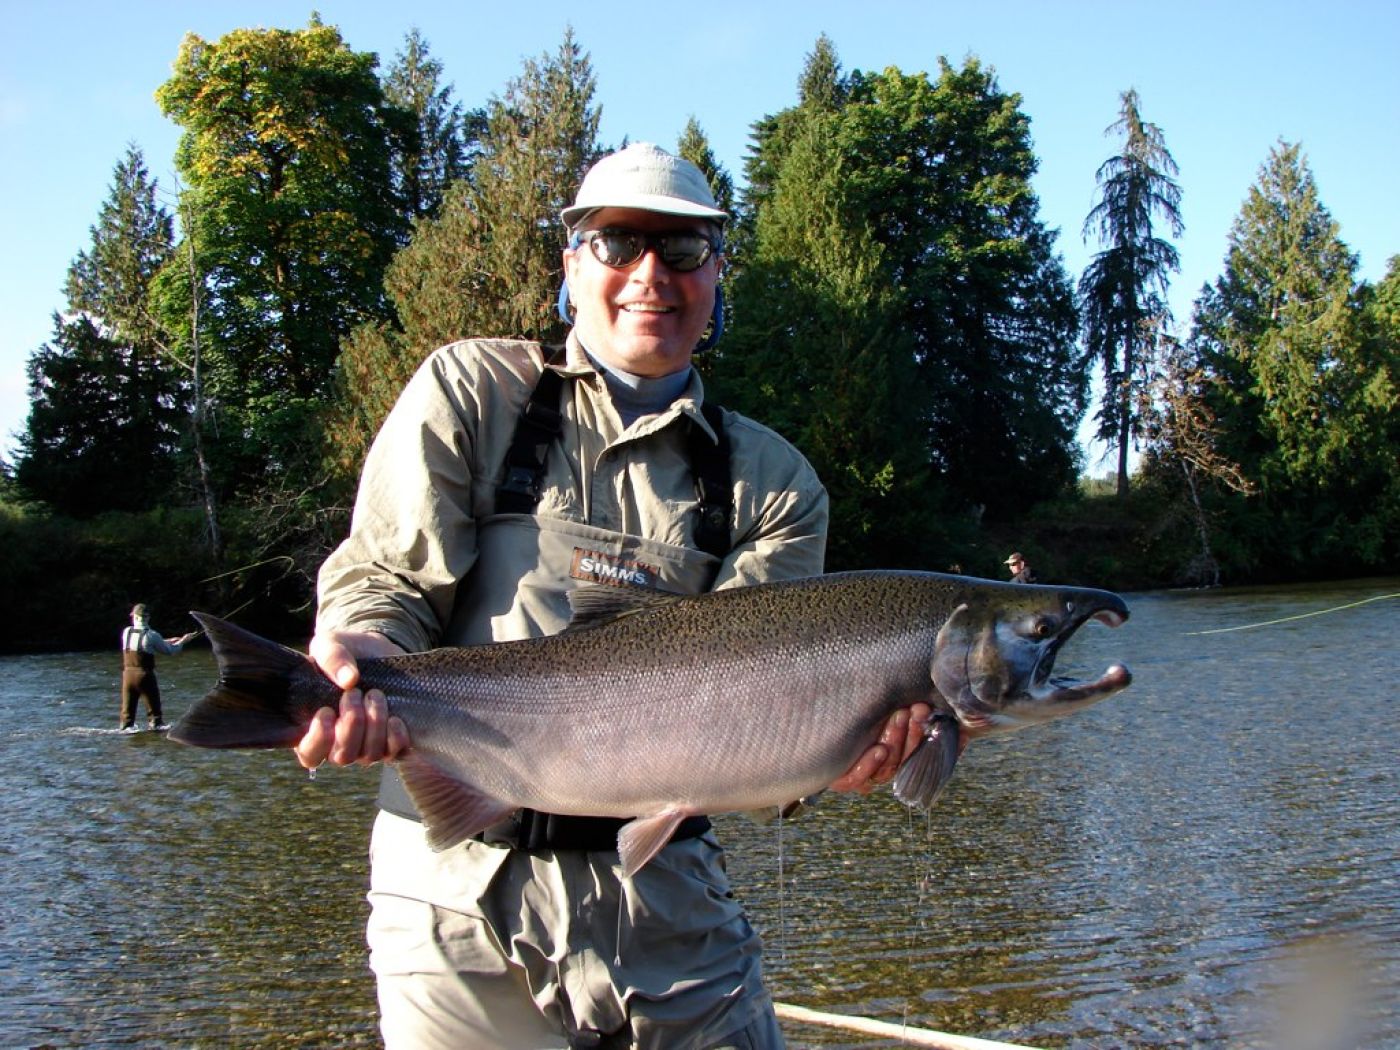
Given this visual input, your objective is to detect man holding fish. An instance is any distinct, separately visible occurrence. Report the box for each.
[295,144,930,1048]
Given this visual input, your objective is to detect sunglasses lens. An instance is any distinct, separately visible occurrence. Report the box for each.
[589,231,645,267]
[585,230,714,272]
[658,234,712,272]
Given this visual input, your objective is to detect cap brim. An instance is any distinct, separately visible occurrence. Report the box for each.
[562,195,728,228]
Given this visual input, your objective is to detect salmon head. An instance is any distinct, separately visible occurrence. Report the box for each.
[929,581,1132,738]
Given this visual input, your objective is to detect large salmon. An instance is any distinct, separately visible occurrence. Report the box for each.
[170,571,1131,875]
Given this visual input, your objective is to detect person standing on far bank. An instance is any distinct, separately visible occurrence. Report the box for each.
[120,604,195,731]
[294,143,932,1049]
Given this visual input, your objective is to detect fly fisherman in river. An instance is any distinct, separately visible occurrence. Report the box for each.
[294,143,932,1049]
[119,603,195,732]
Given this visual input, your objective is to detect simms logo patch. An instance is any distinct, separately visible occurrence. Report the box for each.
[570,549,661,589]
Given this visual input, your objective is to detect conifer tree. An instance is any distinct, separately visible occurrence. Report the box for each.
[328,30,601,478]
[676,118,735,217]
[713,42,1081,565]
[15,147,185,516]
[382,28,483,226]
[720,43,1082,562]
[1079,89,1184,496]
[1194,143,1369,487]
[1188,142,1396,572]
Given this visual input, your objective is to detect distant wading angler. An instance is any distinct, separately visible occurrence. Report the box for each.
[120,604,195,732]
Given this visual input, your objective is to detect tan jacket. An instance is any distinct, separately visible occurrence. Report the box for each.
[317,334,828,650]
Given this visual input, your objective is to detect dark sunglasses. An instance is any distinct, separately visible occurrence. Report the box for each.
[575,227,720,273]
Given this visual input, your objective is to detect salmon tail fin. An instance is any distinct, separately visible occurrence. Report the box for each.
[892,715,961,809]
[167,612,326,750]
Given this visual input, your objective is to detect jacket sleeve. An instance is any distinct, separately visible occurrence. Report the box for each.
[316,347,486,653]
[144,632,183,656]
[710,414,829,590]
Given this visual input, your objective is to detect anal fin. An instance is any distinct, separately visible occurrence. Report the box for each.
[617,808,690,878]
[396,750,518,852]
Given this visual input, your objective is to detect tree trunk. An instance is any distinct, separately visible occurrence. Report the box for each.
[180,198,224,568]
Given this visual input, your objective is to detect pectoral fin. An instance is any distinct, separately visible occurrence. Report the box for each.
[892,716,961,810]
[396,751,518,852]
[617,808,691,878]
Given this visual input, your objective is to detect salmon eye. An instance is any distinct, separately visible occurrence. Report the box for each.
[1031,616,1057,639]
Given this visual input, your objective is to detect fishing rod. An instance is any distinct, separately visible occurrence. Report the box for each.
[773,1002,1042,1049]
[182,555,301,637]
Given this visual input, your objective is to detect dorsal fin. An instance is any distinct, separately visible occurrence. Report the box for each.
[564,586,686,631]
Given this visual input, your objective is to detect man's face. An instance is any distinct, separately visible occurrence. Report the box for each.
[563,207,721,377]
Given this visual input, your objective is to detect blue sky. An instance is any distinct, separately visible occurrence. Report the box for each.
[3,0,1397,471]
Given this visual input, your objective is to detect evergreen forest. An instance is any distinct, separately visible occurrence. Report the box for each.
[3,21,1396,651]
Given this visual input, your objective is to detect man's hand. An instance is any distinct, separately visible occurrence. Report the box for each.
[829,703,933,794]
[295,629,411,770]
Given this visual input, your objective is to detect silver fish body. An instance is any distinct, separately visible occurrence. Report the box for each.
[171,570,1131,874]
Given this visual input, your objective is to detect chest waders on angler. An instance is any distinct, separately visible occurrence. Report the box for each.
[120,627,162,730]
[376,349,734,852]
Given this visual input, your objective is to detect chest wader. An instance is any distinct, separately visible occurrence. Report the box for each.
[120,627,162,729]
[377,351,733,853]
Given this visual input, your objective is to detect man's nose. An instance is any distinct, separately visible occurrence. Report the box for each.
[628,244,669,281]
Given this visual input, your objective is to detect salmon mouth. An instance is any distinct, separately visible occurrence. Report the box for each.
[1038,663,1133,707]
[1010,595,1132,723]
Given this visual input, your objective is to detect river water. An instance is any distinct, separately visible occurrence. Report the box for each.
[2,578,1396,1049]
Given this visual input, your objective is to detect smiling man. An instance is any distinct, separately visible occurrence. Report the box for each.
[297,143,930,1049]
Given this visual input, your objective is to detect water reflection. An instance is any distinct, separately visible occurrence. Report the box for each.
[2,579,1396,1047]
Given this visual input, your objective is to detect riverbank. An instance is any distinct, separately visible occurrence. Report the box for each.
[3,482,1394,652]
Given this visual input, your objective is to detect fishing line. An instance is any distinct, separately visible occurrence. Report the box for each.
[776,810,787,963]
[184,555,301,634]
[1184,592,1399,635]
[196,555,295,585]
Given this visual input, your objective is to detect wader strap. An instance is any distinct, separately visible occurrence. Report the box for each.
[493,354,734,560]
[495,347,568,515]
[689,401,732,559]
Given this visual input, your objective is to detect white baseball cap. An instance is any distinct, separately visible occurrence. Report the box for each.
[561,143,728,229]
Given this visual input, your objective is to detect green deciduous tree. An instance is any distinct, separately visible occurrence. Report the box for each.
[1079,89,1184,497]
[154,17,407,490]
[15,147,186,517]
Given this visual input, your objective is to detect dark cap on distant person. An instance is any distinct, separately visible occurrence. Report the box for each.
[131,603,147,620]
[561,143,728,230]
